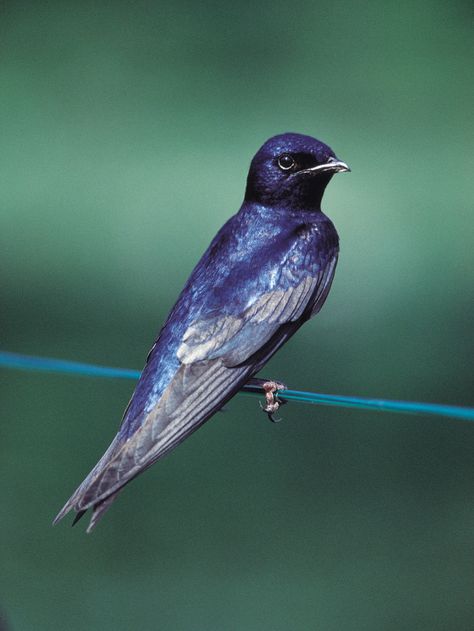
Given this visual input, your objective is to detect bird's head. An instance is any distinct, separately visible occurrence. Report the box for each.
[244,132,349,209]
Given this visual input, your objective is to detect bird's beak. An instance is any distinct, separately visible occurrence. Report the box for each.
[302,157,351,175]
[327,158,351,173]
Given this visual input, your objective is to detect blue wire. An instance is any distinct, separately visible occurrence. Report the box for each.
[0,351,141,380]
[1,350,473,422]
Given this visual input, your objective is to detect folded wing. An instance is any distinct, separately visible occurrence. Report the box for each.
[54,252,337,531]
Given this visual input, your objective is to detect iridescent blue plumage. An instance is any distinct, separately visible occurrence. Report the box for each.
[54,132,349,531]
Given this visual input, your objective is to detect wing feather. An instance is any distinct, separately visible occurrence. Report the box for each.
[55,250,338,529]
[177,268,326,367]
[69,360,253,512]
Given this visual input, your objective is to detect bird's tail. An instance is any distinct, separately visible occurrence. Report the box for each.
[81,491,122,533]
[52,436,123,532]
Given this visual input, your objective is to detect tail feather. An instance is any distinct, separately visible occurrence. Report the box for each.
[52,435,124,527]
[85,491,121,533]
[55,491,121,533]
[72,509,87,526]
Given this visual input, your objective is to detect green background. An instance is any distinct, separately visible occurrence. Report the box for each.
[1,1,473,629]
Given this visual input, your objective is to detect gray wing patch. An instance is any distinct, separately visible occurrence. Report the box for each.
[69,358,253,512]
[177,272,323,367]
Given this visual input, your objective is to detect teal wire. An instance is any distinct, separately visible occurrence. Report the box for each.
[0,351,141,380]
[1,350,473,422]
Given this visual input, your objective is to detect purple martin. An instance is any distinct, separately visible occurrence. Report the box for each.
[54,132,349,532]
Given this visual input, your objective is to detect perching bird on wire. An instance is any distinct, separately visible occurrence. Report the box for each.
[53,132,350,532]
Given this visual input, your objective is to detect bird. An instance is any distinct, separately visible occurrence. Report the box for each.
[53,132,350,532]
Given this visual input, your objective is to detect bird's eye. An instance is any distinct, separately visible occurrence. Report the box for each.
[278,154,295,171]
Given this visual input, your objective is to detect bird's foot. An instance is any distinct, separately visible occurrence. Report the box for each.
[248,378,287,423]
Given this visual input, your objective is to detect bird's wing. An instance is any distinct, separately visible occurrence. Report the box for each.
[178,251,339,367]
[54,252,337,529]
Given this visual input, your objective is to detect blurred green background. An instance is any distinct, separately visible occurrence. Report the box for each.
[1,1,473,629]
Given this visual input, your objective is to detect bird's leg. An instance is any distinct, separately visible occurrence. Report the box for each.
[246,377,288,423]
